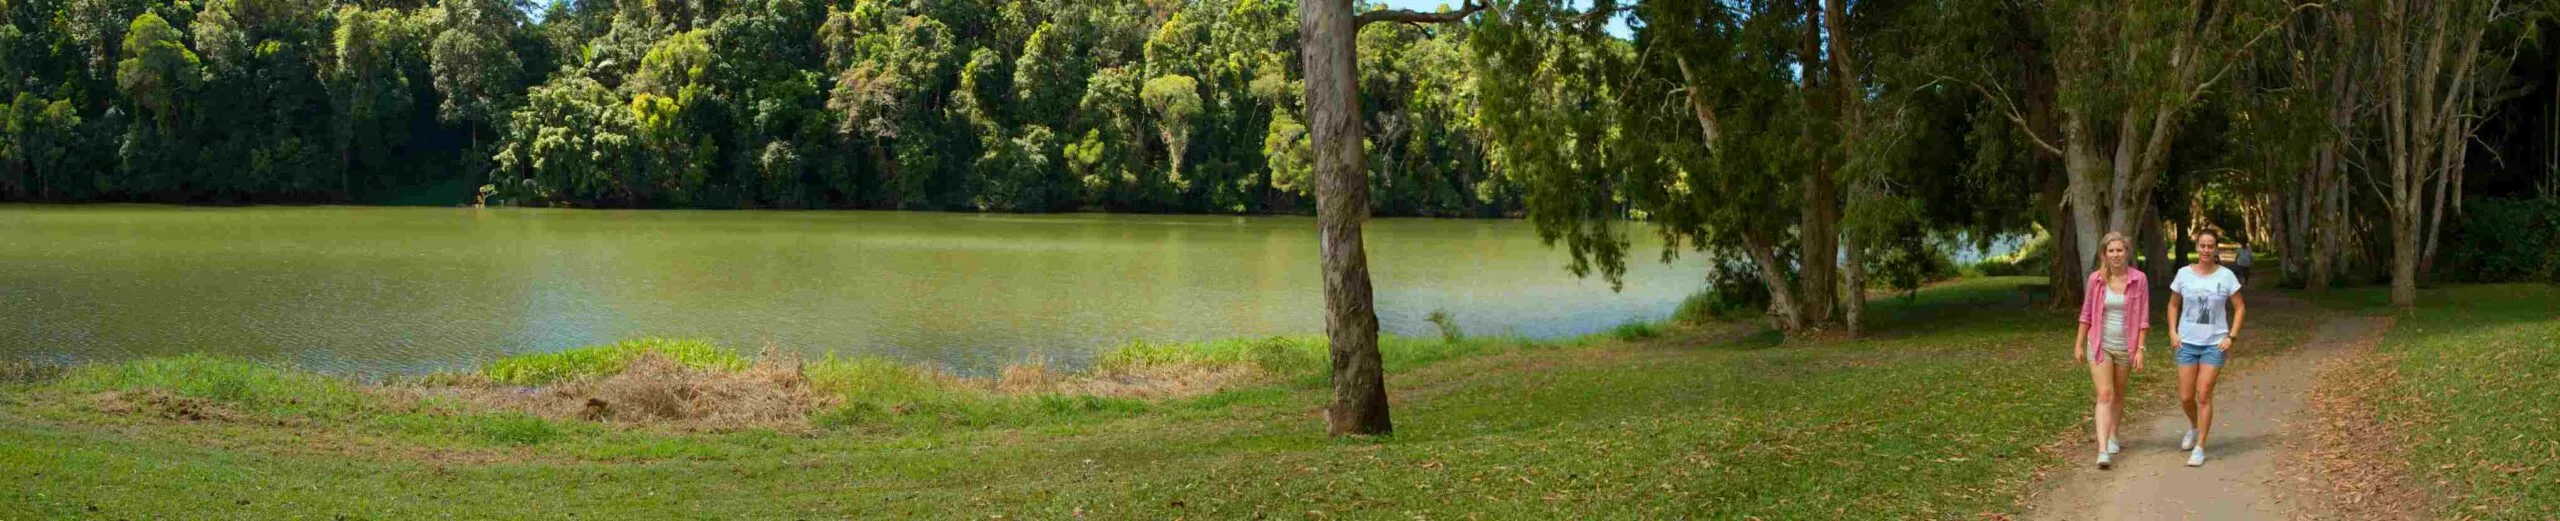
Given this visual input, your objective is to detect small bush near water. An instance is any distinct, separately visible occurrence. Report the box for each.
[482,338,748,385]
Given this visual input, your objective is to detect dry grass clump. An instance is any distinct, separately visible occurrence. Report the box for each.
[991,356,1270,399]
[88,390,240,422]
[431,347,837,432]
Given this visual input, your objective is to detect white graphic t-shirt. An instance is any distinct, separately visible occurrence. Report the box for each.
[2170,265,2242,346]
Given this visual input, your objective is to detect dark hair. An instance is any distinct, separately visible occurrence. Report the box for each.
[2193,226,2223,244]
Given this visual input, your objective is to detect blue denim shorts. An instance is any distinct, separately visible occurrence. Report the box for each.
[2175,342,2226,367]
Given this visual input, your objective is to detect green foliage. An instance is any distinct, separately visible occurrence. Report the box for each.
[1866,234,1962,298]
[115,12,200,128]
[1608,320,1660,341]
[0,0,1503,216]
[481,338,749,385]
[474,412,563,445]
[2440,198,2560,284]
[55,354,362,412]
[1972,233,2051,278]
[1424,309,1464,343]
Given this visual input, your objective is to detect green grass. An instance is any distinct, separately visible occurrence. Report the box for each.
[2306,284,2560,518]
[480,337,749,385]
[0,277,2337,518]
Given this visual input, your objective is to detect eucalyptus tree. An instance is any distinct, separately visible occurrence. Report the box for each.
[2369,0,2531,306]
[1478,0,1877,336]
[1298,0,1484,436]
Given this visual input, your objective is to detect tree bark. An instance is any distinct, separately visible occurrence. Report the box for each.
[1301,0,1389,436]
[1795,0,1840,331]
[2061,111,2109,269]
[1823,0,1868,336]
[2147,213,2173,290]
[1742,230,1806,333]
[2041,166,2082,308]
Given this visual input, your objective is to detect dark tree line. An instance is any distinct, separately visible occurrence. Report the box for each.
[1,0,1523,216]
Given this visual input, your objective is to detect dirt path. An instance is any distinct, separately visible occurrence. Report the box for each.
[2026,292,2390,520]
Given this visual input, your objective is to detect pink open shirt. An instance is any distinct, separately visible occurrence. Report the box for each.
[2077,269,2150,360]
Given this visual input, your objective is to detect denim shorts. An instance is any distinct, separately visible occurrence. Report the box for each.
[2175,342,2226,367]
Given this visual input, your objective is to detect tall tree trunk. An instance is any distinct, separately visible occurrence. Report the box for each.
[2062,111,2110,268]
[2041,166,2083,308]
[1795,0,1839,331]
[1823,0,1867,336]
[1300,0,1388,436]
[2147,214,2173,289]
[2310,28,2357,292]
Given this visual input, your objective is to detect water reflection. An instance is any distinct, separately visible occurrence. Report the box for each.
[0,206,1704,374]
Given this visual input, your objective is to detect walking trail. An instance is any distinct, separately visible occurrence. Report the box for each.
[2026,290,2390,520]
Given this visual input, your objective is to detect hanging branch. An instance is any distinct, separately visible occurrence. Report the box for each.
[1356,0,1487,27]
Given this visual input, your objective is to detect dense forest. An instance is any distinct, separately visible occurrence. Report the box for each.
[0,0,1514,215]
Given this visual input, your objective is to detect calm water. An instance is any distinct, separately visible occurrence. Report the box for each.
[0,206,1705,374]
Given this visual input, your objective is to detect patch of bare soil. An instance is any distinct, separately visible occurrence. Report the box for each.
[420,351,839,432]
[994,359,1270,399]
[2279,316,2428,521]
[88,390,240,422]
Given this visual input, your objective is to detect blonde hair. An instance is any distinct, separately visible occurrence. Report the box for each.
[2098,232,2132,273]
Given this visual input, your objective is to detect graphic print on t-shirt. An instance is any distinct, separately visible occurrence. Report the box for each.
[2183,290,2223,330]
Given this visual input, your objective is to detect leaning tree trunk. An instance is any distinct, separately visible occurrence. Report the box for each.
[1300,0,1388,436]
[1742,230,1807,332]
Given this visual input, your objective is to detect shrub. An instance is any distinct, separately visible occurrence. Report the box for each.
[1675,289,1760,323]
[56,354,361,412]
[483,338,748,385]
[1610,321,1661,341]
[475,412,562,446]
[1425,309,1464,343]
[1869,237,1960,297]
[2440,198,2560,284]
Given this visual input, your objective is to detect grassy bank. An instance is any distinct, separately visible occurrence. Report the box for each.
[2304,284,2560,518]
[0,277,2322,518]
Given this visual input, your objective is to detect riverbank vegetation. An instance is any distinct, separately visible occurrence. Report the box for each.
[0,0,1520,216]
[0,277,2320,517]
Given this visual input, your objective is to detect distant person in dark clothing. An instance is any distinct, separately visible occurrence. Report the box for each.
[2231,244,2252,285]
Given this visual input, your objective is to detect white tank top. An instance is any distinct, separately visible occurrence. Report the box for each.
[2102,287,2129,350]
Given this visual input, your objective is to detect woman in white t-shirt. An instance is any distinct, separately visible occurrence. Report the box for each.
[2168,227,2246,467]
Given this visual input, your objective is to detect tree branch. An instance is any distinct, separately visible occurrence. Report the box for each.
[1356,0,1486,27]
[2191,3,2329,102]
[1937,74,2065,157]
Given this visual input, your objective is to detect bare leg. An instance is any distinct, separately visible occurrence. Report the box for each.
[2088,358,2119,454]
[2178,363,2202,429]
[2110,361,2132,444]
[2194,364,2222,448]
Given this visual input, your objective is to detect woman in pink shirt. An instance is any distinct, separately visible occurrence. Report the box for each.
[2073,232,2149,469]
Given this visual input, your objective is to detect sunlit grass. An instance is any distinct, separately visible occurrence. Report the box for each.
[0,276,2403,518]
[2311,284,2560,518]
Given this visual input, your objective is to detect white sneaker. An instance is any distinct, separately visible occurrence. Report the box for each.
[2181,429,2198,450]
[2186,447,2207,467]
[2107,437,2122,454]
[2097,451,2114,470]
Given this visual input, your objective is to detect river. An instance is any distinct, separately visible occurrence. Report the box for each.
[0,205,1706,374]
